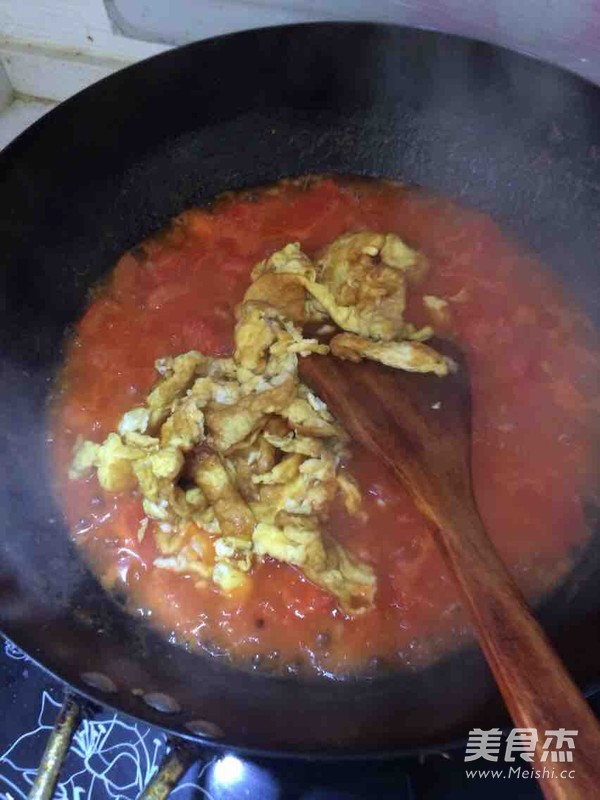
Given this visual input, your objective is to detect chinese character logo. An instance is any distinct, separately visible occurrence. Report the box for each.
[505,728,537,762]
[541,730,578,763]
[465,728,503,762]
[464,728,577,763]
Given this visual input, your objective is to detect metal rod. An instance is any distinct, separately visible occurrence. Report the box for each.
[28,693,84,800]
[139,739,204,800]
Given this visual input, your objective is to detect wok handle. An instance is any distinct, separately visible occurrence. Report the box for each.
[139,739,205,799]
[433,494,600,800]
[29,693,84,800]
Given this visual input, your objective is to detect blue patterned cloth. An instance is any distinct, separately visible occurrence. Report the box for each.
[0,637,556,799]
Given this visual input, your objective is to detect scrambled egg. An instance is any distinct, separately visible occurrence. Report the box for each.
[71,231,450,615]
[330,333,449,376]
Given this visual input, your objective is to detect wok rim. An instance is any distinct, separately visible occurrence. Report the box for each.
[1,19,600,759]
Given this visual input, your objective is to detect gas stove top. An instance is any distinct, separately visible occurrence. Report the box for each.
[0,637,561,800]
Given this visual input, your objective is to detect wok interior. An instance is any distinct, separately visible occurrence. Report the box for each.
[1,23,600,754]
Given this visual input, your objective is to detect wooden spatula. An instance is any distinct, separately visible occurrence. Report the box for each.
[300,341,600,799]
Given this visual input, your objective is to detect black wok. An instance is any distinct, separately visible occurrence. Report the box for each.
[1,22,600,757]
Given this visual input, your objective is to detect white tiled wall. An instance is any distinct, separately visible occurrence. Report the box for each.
[0,0,166,62]
[0,97,53,150]
[108,0,600,85]
[0,0,166,146]
[0,59,11,109]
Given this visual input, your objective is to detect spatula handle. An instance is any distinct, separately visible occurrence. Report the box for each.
[299,352,600,797]
[433,493,600,800]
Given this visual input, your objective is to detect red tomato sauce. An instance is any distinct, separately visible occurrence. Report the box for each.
[51,176,600,677]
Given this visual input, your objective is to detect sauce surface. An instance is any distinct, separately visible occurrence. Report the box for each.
[52,177,600,677]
